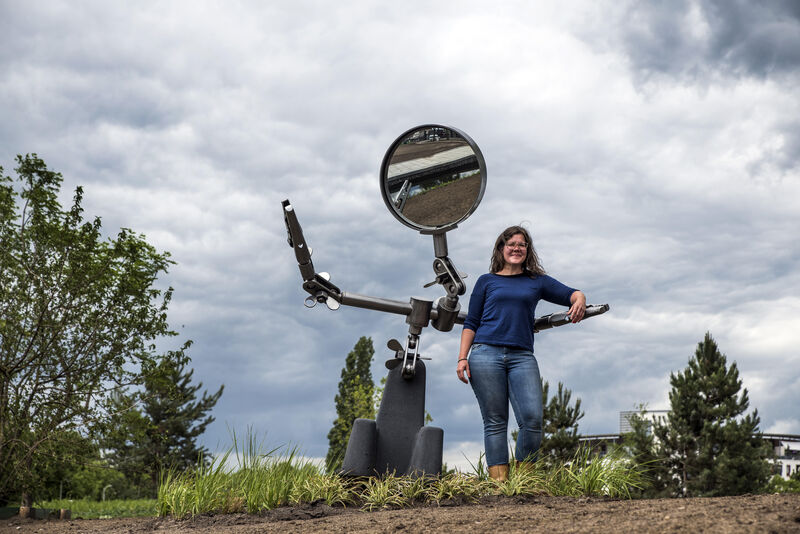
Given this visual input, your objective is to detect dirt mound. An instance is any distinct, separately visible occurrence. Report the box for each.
[3,494,799,533]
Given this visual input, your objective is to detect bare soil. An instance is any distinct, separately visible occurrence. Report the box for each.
[4,494,799,533]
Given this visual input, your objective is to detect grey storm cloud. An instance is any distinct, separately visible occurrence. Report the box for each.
[621,0,800,80]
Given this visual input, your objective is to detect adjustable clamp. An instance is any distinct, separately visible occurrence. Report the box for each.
[424,256,467,297]
[283,199,342,310]
[383,297,433,380]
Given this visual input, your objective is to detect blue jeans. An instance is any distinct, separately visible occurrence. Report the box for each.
[468,343,543,466]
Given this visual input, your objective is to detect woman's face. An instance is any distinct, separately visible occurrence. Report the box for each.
[502,232,528,268]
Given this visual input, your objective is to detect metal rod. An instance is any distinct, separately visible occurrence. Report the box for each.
[432,233,448,258]
[339,293,607,330]
[340,292,415,316]
[340,292,468,324]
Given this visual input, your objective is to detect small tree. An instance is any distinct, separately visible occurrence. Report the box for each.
[0,155,181,505]
[6,430,96,504]
[141,350,223,486]
[326,336,375,472]
[620,405,670,497]
[654,332,772,496]
[99,392,152,496]
[102,349,223,495]
[512,379,584,464]
[540,380,585,463]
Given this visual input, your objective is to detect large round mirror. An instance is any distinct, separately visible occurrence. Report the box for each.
[380,124,487,233]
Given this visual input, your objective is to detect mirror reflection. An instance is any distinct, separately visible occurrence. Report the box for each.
[383,126,484,229]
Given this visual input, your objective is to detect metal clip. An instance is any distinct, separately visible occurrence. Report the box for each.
[402,334,420,379]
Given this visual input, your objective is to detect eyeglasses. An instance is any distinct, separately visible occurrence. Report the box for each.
[505,242,528,250]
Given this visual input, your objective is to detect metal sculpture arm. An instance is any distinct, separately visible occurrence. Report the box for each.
[283,198,457,324]
[282,199,342,310]
[533,304,610,332]
[283,199,440,378]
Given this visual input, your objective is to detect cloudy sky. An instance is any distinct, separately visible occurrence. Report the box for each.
[2,0,799,468]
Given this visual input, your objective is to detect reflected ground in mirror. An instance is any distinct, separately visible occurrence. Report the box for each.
[386,128,482,228]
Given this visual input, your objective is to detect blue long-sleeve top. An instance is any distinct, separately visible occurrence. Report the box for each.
[463,273,577,352]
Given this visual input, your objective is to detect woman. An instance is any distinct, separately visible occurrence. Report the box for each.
[456,225,586,481]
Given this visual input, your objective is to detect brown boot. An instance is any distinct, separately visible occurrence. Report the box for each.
[488,464,509,482]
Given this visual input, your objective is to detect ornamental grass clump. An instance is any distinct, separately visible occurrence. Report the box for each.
[497,461,548,497]
[157,436,343,516]
[563,447,648,498]
[360,474,408,510]
[428,472,485,503]
[157,453,240,518]
[157,442,649,518]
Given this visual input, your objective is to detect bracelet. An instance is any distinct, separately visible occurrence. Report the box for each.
[458,358,468,362]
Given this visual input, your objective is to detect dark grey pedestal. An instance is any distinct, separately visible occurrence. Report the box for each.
[341,360,443,477]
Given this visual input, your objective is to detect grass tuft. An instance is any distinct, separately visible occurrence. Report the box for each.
[429,473,485,503]
[361,474,407,510]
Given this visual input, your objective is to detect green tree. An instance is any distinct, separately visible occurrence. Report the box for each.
[0,155,182,505]
[102,350,223,495]
[98,391,152,496]
[63,457,130,501]
[14,430,96,503]
[326,336,375,472]
[654,332,772,496]
[620,405,670,497]
[512,379,584,464]
[540,380,585,463]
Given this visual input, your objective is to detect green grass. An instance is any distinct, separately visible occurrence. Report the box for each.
[33,498,157,519]
[763,475,800,494]
[156,443,649,518]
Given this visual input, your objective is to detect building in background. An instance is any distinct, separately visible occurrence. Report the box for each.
[618,410,668,433]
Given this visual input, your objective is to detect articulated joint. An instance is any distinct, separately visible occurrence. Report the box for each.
[402,298,432,379]
[432,296,461,332]
[430,256,466,297]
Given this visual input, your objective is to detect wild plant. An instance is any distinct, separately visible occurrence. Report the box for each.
[156,439,650,518]
[428,472,485,503]
[360,474,407,510]
[398,475,430,504]
[464,451,489,481]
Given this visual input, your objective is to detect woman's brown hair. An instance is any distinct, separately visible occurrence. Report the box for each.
[489,225,546,276]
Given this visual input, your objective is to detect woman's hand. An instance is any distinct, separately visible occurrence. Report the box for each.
[569,290,586,323]
[457,358,470,384]
[457,329,475,383]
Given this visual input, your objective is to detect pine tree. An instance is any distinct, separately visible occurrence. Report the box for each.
[540,380,585,463]
[326,337,375,472]
[511,379,584,464]
[103,348,224,494]
[620,405,670,497]
[142,349,224,488]
[100,391,152,494]
[654,332,772,496]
